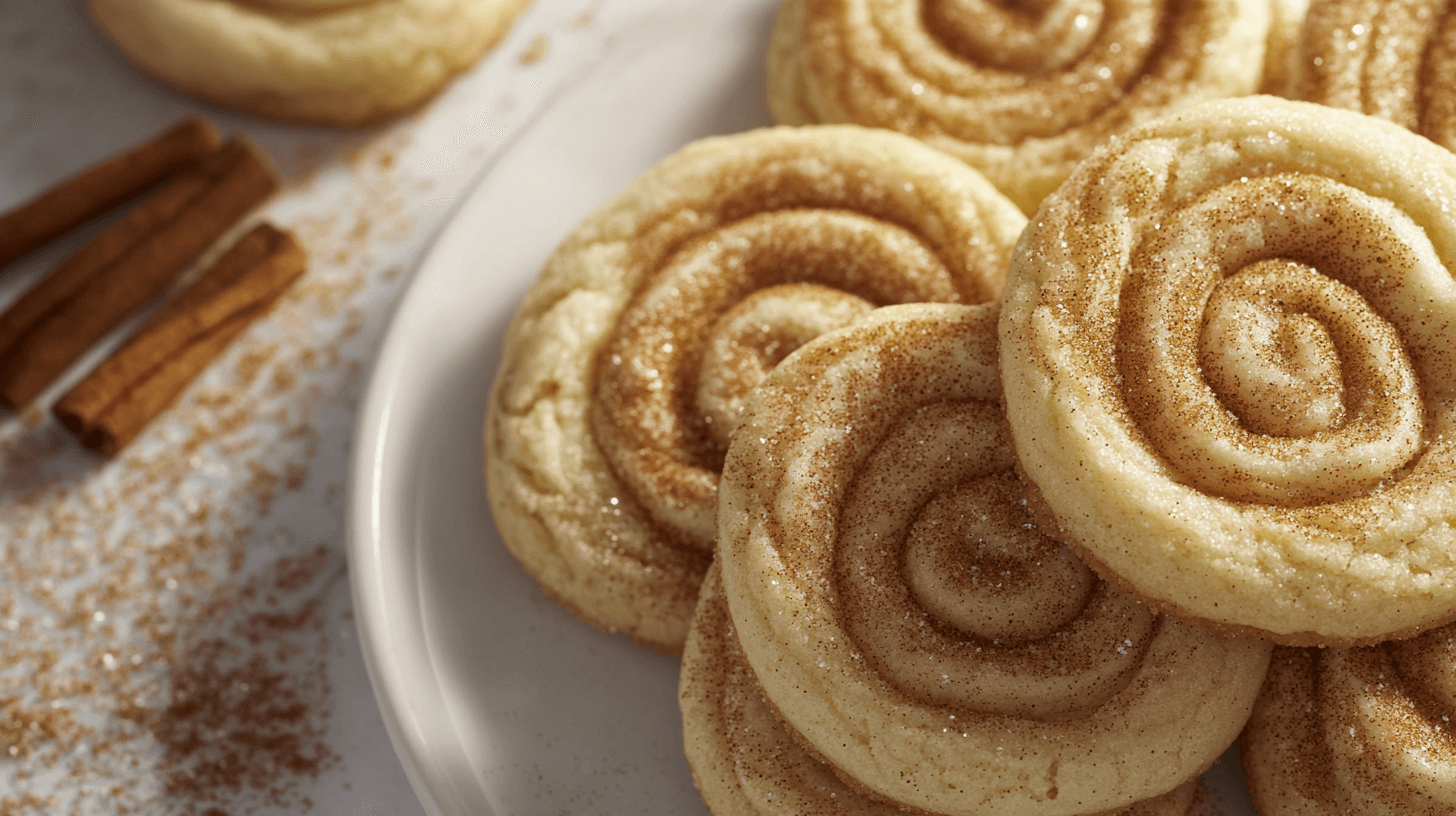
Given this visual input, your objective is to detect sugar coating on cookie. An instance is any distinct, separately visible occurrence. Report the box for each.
[715,302,1270,816]
[486,126,1025,653]
[999,95,1456,646]
[765,0,1294,213]
[1243,627,1456,815]
[89,0,532,127]
[681,560,1205,816]
[681,561,908,816]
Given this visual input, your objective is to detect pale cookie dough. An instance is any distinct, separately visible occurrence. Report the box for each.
[1294,0,1456,151]
[999,95,1456,646]
[681,561,1206,816]
[715,302,1270,816]
[88,0,532,127]
[485,126,1025,653]
[1243,627,1456,815]
[765,0,1292,213]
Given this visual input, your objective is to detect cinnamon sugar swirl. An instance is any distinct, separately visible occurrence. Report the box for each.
[682,562,1207,816]
[999,95,1456,646]
[765,0,1295,213]
[1243,627,1456,815]
[714,303,1270,816]
[486,127,1025,653]
[1294,0,1456,151]
[88,0,531,126]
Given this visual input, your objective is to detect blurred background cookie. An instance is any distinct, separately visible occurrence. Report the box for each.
[1293,0,1456,151]
[765,0,1304,213]
[88,0,533,127]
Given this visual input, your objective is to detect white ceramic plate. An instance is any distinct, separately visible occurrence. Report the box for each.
[346,1,1262,813]
[347,1,779,814]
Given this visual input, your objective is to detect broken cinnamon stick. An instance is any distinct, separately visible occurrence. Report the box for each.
[55,223,307,456]
[0,117,219,269]
[0,136,279,408]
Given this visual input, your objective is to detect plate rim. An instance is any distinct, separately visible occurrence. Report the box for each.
[341,4,760,813]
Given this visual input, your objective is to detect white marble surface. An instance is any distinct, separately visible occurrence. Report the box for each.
[0,2,670,814]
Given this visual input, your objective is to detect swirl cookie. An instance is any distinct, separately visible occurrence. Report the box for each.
[1292,0,1456,153]
[1293,0,1456,151]
[715,302,1270,816]
[765,0,1295,213]
[486,126,1026,653]
[1243,627,1456,815]
[682,562,1206,816]
[88,0,532,127]
[999,95,1456,646]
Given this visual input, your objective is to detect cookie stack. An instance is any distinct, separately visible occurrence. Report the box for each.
[486,125,1025,653]
[698,302,1270,815]
[487,1,1456,814]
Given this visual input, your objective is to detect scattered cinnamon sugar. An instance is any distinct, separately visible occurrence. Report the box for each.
[0,114,423,813]
[118,555,338,811]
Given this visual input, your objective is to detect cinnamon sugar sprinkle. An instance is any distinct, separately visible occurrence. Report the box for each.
[0,120,420,815]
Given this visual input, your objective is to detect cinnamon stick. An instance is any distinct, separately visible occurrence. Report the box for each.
[55,223,308,456]
[0,117,219,269]
[0,173,210,378]
[0,136,279,408]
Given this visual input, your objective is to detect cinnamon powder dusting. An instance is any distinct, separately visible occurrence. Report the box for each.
[0,117,423,814]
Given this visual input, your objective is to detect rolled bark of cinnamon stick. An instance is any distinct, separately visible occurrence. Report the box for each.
[0,117,219,270]
[0,136,279,408]
[55,223,307,455]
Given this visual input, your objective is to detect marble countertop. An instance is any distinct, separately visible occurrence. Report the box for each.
[0,2,668,813]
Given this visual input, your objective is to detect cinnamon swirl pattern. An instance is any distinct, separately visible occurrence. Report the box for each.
[765,0,1289,213]
[999,95,1456,646]
[88,0,531,126]
[682,562,1206,816]
[486,126,1025,653]
[1294,0,1456,151]
[1243,627,1456,815]
[715,303,1270,816]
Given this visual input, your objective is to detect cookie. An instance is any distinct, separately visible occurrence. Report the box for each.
[765,0,1292,213]
[681,561,1206,816]
[715,302,1270,816]
[999,95,1456,646]
[1293,0,1456,150]
[88,0,532,127]
[485,126,1025,653]
[1243,626,1456,815]
[1261,0,1315,97]
[681,561,908,816]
